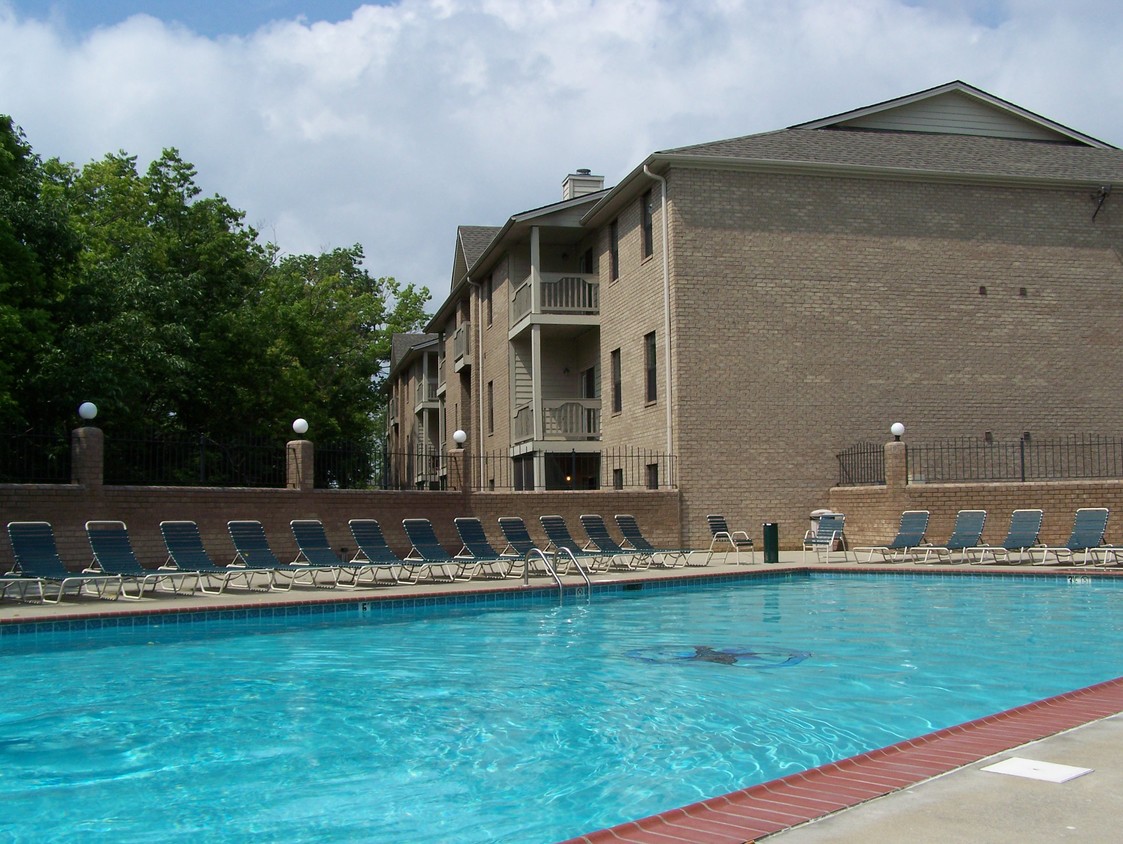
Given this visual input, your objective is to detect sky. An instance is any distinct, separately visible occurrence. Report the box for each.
[1,0,1122,303]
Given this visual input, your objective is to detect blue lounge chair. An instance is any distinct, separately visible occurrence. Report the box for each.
[498,517,539,558]
[579,514,651,570]
[855,510,930,563]
[160,520,263,594]
[916,510,986,564]
[292,519,385,588]
[401,518,472,581]
[347,519,413,584]
[497,517,555,577]
[540,514,608,573]
[86,520,198,599]
[615,514,707,568]
[5,521,121,603]
[968,509,1044,565]
[802,513,848,563]
[454,517,522,579]
[228,520,339,589]
[1035,508,1109,566]
[706,515,755,564]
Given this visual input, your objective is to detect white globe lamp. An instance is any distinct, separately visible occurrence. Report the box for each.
[78,401,98,421]
[890,422,905,441]
[292,418,309,436]
[452,429,467,447]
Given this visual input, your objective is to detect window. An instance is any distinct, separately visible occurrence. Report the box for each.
[612,468,623,490]
[644,331,657,403]
[611,349,622,413]
[646,463,659,490]
[609,219,619,281]
[486,380,494,434]
[641,189,654,259]
[484,274,493,326]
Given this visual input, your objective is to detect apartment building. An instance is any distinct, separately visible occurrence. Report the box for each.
[389,81,1123,546]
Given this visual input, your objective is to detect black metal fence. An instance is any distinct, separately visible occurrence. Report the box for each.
[316,440,384,489]
[907,434,1123,483]
[104,431,288,487]
[837,434,1123,486]
[0,430,71,484]
[837,442,885,485]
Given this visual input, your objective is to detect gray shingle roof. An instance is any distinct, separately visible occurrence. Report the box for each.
[662,128,1123,183]
[390,333,437,370]
[458,226,502,268]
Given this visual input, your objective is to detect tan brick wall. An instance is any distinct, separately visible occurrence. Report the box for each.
[830,478,1123,549]
[663,166,1123,548]
[478,257,512,473]
[0,484,682,571]
[598,190,669,453]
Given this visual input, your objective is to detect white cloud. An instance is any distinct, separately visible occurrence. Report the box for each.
[0,0,1121,298]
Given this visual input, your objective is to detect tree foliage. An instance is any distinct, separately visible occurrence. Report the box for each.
[0,117,431,448]
[0,117,80,429]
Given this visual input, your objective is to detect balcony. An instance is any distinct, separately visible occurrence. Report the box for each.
[511,272,599,325]
[414,379,439,412]
[513,399,601,444]
[452,323,471,371]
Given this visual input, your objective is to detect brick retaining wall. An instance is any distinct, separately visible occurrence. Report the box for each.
[829,478,1123,548]
[0,484,681,571]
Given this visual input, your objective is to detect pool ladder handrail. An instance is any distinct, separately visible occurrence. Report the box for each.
[522,547,592,597]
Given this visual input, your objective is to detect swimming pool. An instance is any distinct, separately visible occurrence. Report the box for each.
[1,572,1121,842]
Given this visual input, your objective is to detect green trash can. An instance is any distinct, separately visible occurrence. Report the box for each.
[763,522,779,564]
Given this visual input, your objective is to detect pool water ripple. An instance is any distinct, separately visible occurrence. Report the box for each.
[0,574,1121,842]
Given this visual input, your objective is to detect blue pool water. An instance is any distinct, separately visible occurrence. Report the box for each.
[1,573,1122,842]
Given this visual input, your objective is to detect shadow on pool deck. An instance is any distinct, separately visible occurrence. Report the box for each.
[3,550,1122,843]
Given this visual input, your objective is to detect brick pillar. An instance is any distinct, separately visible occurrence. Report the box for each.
[447,447,467,492]
[287,439,314,491]
[885,439,908,492]
[71,426,104,488]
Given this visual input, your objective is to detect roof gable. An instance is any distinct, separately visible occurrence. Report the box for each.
[793,81,1112,148]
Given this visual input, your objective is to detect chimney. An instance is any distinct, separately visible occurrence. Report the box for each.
[562,168,605,200]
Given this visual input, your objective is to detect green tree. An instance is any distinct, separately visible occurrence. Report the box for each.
[0,116,79,430]
[4,125,431,468]
[35,148,275,437]
[247,245,429,444]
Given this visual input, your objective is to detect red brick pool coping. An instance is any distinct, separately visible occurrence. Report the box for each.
[561,676,1123,844]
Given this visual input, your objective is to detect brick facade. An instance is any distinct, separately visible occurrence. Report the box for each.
[665,166,1123,547]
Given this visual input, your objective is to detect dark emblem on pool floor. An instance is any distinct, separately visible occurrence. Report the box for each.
[626,645,810,668]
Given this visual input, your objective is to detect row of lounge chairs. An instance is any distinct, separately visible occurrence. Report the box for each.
[804,507,1122,566]
[1,513,707,604]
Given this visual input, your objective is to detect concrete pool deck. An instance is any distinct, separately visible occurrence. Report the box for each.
[3,550,1121,843]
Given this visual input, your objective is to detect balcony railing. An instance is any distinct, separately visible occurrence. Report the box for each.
[511,272,599,323]
[513,399,601,443]
[414,379,439,408]
[513,404,534,443]
[452,323,472,368]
